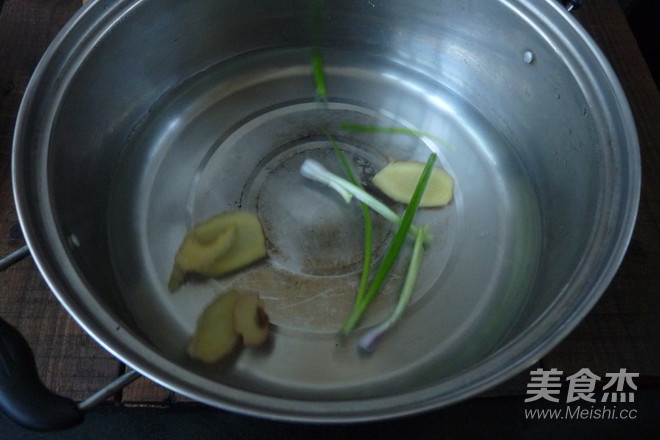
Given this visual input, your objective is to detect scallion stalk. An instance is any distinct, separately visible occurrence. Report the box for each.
[357,224,429,354]
[339,153,437,336]
[300,159,432,243]
[340,123,455,151]
[323,130,373,306]
[312,47,328,103]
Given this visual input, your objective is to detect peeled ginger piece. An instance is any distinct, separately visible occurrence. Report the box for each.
[233,291,270,347]
[187,291,240,363]
[372,161,454,207]
[187,290,270,363]
[168,210,267,290]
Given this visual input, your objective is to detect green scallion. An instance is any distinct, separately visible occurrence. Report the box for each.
[340,123,455,151]
[339,153,437,336]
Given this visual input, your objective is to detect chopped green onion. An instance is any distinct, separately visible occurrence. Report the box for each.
[309,0,327,103]
[322,130,373,305]
[300,159,432,243]
[311,47,328,103]
[340,123,456,151]
[358,224,429,354]
[339,153,437,336]
[309,0,324,45]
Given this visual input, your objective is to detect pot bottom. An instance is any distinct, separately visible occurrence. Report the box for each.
[106,47,542,398]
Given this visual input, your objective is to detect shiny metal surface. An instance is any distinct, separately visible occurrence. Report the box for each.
[12,0,639,422]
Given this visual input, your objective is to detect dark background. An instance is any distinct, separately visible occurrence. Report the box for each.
[622,0,660,84]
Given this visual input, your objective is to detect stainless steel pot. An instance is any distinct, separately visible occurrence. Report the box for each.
[4,0,639,427]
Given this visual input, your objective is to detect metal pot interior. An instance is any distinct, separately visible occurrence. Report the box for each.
[12,0,639,422]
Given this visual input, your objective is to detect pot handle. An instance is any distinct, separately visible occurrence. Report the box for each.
[0,315,84,430]
[1,246,142,431]
[1,245,83,430]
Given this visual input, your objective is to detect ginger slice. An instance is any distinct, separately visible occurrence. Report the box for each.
[234,292,270,347]
[168,210,267,291]
[175,223,237,273]
[372,161,454,207]
[187,291,240,363]
[187,290,270,363]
